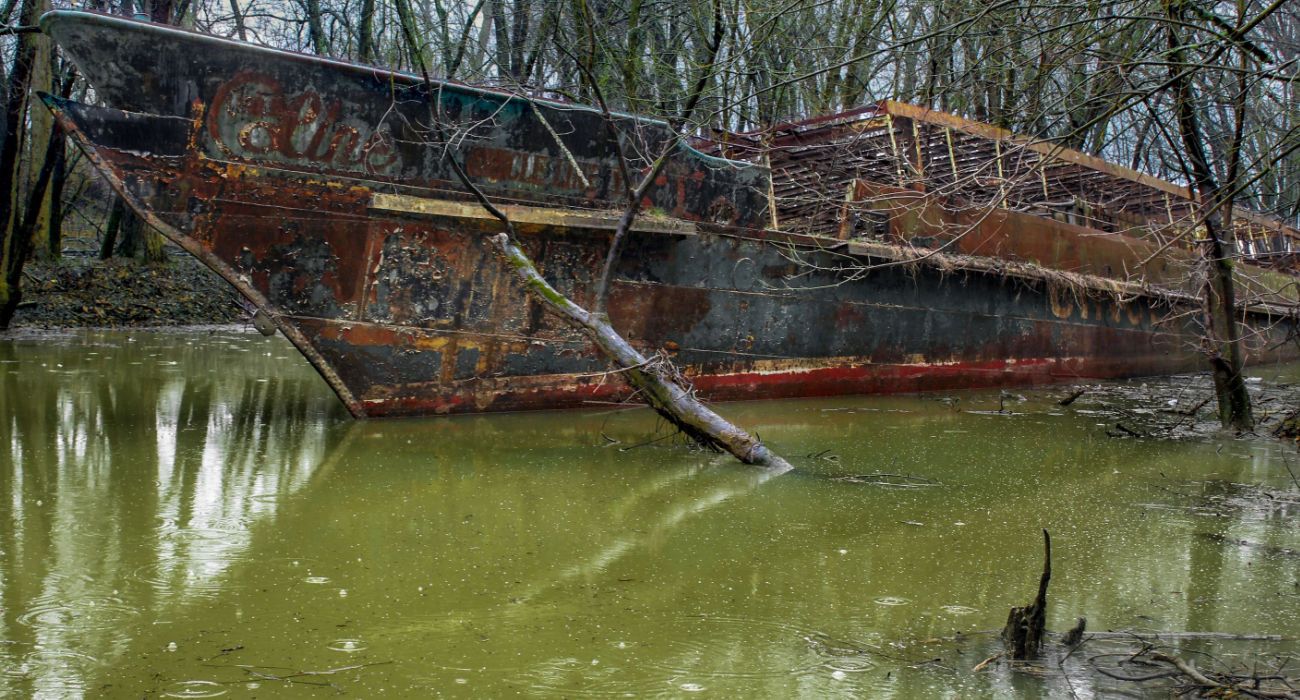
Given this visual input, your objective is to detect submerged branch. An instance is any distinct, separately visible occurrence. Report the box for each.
[1092,647,1300,699]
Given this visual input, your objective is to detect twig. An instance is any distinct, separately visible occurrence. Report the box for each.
[1090,658,1182,682]
[1086,631,1288,641]
[223,660,394,687]
[1281,454,1300,491]
[972,651,1003,672]
[1058,388,1087,406]
[1114,422,1145,438]
[832,472,936,487]
[618,431,678,452]
[532,107,590,189]
[1058,636,1084,700]
[1151,652,1300,699]
[570,356,656,378]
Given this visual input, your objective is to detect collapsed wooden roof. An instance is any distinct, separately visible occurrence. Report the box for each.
[706,100,1300,265]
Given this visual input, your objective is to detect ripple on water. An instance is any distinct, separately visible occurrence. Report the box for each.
[644,615,826,682]
[131,557,309,599]
[1,649,99,695]
[327,639,368,653]
[413,609,822,695]
[803,630,877,675]
[162,680,227,698]
[16,596,141,632]
[248,493,289,505]
[160,522,251,542]
[940,605,979,615]
[130,563,240,599]
[507,656,688,699]
[303,576,331,585]
[405,609,550,684]
[873,596,910,606]
[821,656,877,673]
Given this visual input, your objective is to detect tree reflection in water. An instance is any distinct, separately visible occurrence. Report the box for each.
[0,330,346,696]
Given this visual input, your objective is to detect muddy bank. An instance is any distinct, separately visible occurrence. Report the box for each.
[10,253,244,329]
[989,370,1300,443]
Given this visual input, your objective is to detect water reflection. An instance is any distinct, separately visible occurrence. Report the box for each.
[0,330,347,697]
[0,330,1297,697]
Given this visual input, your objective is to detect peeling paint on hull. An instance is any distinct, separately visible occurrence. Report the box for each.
[40,10,1300,418]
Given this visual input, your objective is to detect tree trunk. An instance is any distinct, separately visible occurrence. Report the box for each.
[304,0,329,56]
[100,196,125,260]
[470,0,494,76]
[114,208,142,258]
[228,0,248,41]
[0,115,60,328]
[491,0,510,81]
[45,130,64,259]
[0,0,42,321]
[509,0,528,80]
[113,208,166,263]
[357,0,376,63]
[23,1,52,257]
[1165,4,1253,431]
[142,222,168,263]
[149,0,176,24]
[44,66,71,260]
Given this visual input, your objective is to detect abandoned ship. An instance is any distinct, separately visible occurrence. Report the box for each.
[38,10,1300,417]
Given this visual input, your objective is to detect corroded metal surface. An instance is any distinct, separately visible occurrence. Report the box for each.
[41,10,1300,418]
[41,11,768,227]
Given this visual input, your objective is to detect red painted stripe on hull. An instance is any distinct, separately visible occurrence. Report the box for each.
[358,355,1207,417]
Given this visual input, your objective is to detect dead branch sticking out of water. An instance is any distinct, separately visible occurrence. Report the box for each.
[1108,422,1146,438]
[1178,398,1212,416]
[1062,617,1087,647]
[1273,407,1300,441]
[1003,529,1051,659]
[492,233,794,471]
[1058,388,1088,406]
[1283,456,1300,491]
[971,651,1004,672]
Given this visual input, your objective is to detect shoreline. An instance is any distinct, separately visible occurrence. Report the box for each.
[10,252,245,330]
[1,322,257,340]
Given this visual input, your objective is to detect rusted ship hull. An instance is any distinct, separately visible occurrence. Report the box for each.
[42,11,1300,417]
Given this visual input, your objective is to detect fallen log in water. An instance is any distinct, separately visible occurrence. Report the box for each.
[492,232,794,472]
[1058,388,1088,406]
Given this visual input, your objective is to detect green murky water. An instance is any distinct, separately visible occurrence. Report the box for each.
[1,329,1298,698]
